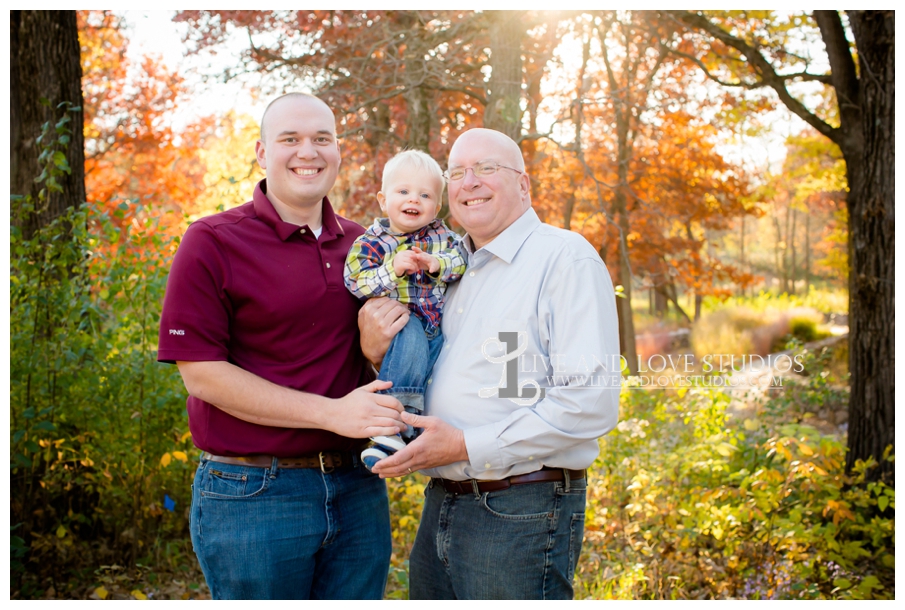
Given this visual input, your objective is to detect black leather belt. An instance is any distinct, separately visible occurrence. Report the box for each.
[434,468,586,494]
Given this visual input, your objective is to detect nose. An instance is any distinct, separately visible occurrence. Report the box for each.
[296,139,318,159]
[460,167,481,189]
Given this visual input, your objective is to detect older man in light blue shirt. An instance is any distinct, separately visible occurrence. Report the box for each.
[362,128,620,599]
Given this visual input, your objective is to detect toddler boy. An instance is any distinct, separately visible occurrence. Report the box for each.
[344,150,466,471]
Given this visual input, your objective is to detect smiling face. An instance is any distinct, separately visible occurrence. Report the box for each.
[447,129,531,249]
[377,166,443,234]
[255,94,340,224]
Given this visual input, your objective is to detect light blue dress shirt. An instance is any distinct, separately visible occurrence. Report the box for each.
[423,207,621,481]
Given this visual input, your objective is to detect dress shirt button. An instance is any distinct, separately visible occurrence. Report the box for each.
[484,463,492,469]
[469,271,475,277]
[419,298,425,302]
[325,262,331,268]
[529,456,534,460]
[445,344,450,349]
[457,308,463,314]
[300,228,306,234]
[427,378,432,385]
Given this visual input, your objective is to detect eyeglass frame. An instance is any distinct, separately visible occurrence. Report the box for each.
[443,161,524,183]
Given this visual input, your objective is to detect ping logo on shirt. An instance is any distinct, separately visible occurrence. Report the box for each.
[169,329,185,336]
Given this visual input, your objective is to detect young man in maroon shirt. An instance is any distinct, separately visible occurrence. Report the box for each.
[158,93,409,599]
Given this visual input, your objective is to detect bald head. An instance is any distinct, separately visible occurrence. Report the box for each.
[449,128,525,172]
[260,92,334,142]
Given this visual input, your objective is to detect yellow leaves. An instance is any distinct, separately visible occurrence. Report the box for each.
[743,418,760,431]
[711,524,724,540]
[823,499,856,525]
[180,431,193,443]
[715,442,737,457]
[161,450,188,467]
[95,586,109,600]
[56,525,67,538]
[131,589,148,600]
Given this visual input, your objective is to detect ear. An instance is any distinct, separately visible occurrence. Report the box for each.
[518,171,531,199]
[254,140,267,170]
[376,192,387,212]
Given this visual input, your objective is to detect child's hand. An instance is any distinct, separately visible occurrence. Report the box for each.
[410,247,441,274]
[392,250,420,276]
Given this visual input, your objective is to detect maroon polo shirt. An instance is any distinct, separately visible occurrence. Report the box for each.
[158,180,371,457]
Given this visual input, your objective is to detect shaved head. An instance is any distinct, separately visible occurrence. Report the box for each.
[260,92,334,142]
[448,128,525,172]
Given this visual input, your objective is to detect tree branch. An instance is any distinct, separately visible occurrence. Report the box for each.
[670,10,842,146]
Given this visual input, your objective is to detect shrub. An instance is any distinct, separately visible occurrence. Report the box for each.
[10,200,194,593]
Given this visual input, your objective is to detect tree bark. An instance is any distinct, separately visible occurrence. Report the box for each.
[10,10,86,238]
[484,11,524,140]
[845,11,895,483]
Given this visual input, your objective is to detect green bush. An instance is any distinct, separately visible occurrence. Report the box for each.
[10,200,194,592]
[576,385,893,599]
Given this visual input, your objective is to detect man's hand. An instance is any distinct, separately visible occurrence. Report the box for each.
[371,411,469,478]
[392,250,421,276]
[409,246,440,274]
[358,297,409,367]
[326,380,405,438]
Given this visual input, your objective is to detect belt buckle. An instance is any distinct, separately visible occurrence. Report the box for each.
[318,451,334,474]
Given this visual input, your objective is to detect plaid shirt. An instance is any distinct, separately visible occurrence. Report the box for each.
[344,217,467,334]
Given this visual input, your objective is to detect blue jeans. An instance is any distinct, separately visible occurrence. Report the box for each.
[190,457,391,599]
[409,475,587,599]
[378,314,443,416]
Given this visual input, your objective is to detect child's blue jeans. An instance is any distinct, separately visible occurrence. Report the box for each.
[377,314,443,439]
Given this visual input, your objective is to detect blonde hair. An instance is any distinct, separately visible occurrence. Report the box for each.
[381,149,445,196]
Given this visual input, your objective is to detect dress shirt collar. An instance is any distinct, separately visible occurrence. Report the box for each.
[253,179,344,242]
[464,207,540,264]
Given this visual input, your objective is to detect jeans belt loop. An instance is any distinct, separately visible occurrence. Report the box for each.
[563,468,571,493]
[319,451,334,474]
[471,479,481,498]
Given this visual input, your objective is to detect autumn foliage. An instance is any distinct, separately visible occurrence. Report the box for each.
[79,11,212,253]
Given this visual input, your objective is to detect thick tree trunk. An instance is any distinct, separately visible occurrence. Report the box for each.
[484,11,524,140]
[845,11,895,484]
[10,10,86,238]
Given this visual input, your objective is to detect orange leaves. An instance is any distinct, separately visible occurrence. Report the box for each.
[78,11,212,254]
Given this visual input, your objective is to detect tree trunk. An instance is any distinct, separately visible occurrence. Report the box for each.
[790,206,797,294]
[484,11,524,140]
[399,13,433,151]
[10,10,86,238]
[804,209,811,295]
[845,11,895,484]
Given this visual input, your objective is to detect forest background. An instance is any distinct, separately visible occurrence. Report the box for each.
[8,9,895,600]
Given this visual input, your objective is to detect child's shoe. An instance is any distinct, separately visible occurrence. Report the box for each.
[361,435,407,472]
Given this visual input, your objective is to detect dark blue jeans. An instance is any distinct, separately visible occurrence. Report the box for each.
[378,314,443,417]
[190,458,391,599]
[409,475,587,599]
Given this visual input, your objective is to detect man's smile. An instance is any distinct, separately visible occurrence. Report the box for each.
[462,197,489,206]
[292,167,322,176]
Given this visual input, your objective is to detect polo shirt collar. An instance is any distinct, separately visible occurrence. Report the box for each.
[253,179,346,242]
[465,207,540,264]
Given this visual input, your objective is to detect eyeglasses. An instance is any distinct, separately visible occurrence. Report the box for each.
[443,162,523,183]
